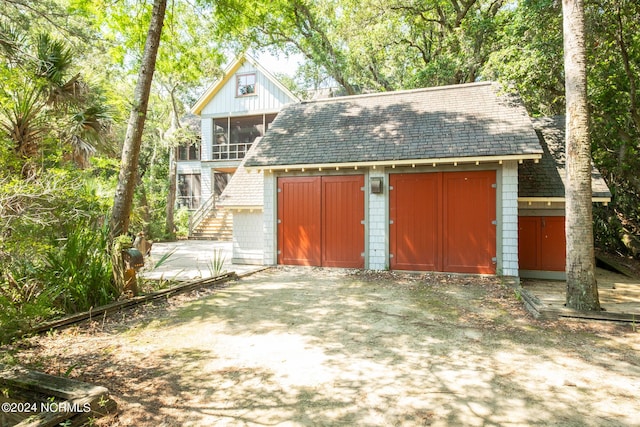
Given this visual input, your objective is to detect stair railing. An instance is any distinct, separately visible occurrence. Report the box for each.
[188,193,217,237]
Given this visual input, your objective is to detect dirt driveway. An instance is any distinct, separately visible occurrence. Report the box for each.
[4,267,640,426]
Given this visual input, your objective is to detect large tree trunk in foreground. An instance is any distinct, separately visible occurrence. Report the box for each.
[109,0,167,238]
[562,0,601,311]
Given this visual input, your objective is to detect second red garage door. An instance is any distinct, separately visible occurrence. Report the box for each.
[277,175,365,268]
[390,171,497,274]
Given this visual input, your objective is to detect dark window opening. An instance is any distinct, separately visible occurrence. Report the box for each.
[213,114,275,160]
[177,173,201,209]
[178,141,201,161]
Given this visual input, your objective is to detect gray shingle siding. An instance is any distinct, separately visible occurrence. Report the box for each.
[244,82,543,168]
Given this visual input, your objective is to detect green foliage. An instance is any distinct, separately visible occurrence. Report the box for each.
[207,249,227,277]
[0,167,117,343]
[483,0,565,115]
[174,207,191,239]
[0,222,117,344]
[0,23,114,173]
[0,258,62,342]
[41,223,117,314]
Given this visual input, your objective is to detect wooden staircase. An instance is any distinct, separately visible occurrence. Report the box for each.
[189,206,233,240]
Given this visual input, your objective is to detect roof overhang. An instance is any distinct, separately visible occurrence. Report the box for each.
[518,197,611,205]
[218,205,263,212]
[245,153,543,172]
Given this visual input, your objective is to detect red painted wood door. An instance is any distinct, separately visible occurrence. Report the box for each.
[322,175,365,268]
[390,171,496,273]
[518,216,539,270]
[277,175,364,268]
[390,173,442,271]
[518,216,565,271]
[442,171,496,274]
[277,177,321,266]
[540,217,565,271]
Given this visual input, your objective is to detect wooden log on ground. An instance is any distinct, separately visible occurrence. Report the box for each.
[28,272,238,336]
[0,364,117,426]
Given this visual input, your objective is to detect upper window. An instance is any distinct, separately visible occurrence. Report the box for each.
[236,73,256,97]
[178,142,200,161]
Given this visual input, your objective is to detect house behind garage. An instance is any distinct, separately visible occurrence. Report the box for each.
[226,81,610,278]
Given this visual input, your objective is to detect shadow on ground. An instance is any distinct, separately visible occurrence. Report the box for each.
[6,267,639,426]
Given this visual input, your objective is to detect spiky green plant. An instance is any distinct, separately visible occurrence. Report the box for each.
[207,249,227,277]
[41,222,117,313]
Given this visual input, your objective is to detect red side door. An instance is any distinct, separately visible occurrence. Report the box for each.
[518,216,565,271]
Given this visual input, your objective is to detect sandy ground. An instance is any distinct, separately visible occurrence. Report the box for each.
[2,267,639,426]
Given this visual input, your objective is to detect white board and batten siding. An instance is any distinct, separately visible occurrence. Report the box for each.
[200,62,295,118]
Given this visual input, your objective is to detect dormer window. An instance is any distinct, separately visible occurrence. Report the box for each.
[236,73,256,96]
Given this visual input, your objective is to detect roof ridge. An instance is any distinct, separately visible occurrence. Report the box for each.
[300,81,494,105]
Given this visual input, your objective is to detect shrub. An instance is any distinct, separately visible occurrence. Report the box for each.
[41,223,117,313]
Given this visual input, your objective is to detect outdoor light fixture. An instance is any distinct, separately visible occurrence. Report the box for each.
[370,177,383,194]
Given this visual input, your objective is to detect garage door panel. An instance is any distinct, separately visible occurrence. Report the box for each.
[391,171,496,274]
[322,176,365,268]
[390,173,441,270]
[278,175,364,268]
[442,171,496,274]
[277,177,321,266]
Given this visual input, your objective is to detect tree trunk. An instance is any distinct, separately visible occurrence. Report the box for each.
[562,0,601,311]
[165,146,177,238]
[164,86,181,239]
[109,0,167,238]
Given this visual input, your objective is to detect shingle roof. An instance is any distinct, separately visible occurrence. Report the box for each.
[518,116,611,199]
[244,82,543,168]
[217,143,264,209]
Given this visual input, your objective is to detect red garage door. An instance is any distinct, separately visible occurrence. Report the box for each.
[390,171,496,274]
[518,216,565,271]
[277,175,364,268]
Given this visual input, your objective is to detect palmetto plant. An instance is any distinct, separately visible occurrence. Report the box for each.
[0,25,112,174]
[42,222,117,313]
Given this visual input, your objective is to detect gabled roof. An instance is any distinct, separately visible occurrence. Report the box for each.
[190,53,299,115]
[244,82,543,170]
[519,116,611,202]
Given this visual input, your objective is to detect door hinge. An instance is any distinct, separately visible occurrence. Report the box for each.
[277,250,282,255]
[361,220,365,225]
[389,253,394,258]
[277,219,282,224]
[361,252,365,257]
[277,188,282,193]
[491,220,497,225]
[389,220,394,224]
[491,257,497,264]
[491,183,497,188]
[361,186,365,191]
[389,185,394,190]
